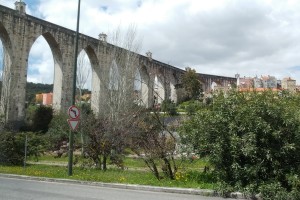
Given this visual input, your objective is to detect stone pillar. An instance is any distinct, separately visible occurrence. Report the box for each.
[147,73,155,108]
[156,74,165,104]
[1,16,31,128]
[169,75,177,103]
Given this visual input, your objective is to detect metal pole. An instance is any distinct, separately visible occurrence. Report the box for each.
[24,134,28,169]
[68,0,81,176]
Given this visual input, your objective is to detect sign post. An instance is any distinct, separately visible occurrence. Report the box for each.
[68,0,81,177]
[67,105,80,131]
[67,105,80,176]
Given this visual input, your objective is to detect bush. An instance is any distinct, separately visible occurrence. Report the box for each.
[32,106,53,133]
[180,91,300,197]
[161,99,178,116]
[0,132,46,165]
[46,113,69,151]
[0,132,24,165]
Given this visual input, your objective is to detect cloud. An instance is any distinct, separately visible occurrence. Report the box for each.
[1,0,300,85]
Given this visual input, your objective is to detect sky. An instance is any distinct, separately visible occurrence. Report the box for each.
[1,0,300,86]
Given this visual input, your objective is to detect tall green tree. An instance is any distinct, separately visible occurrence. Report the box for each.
[182,67,202,100]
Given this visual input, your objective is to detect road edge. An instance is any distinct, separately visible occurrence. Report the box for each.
[0,173,247,199]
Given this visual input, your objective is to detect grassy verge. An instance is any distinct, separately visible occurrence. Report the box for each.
[0,164,216,189]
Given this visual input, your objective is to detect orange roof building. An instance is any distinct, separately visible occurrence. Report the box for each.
[36,93,53,106]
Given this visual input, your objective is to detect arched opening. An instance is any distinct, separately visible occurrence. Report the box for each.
[154,75,165,107]
[27,36,53,106]
[26,33,62,127]
[137,65,152,108]
[169,75,177,103]
[134,68,142,104]
[76,49,92,108]
[211,81,218,91]
[84,46,102,116]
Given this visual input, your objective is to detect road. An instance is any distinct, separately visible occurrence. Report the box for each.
[0,177,235,200]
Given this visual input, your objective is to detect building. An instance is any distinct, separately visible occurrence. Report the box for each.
[36,93,53,106]
[260,75,277,89]
[253,76,263,88]
[35,94,43,104]
[237,75,288,90]
[282,77,296,93]
[238,77,254,89]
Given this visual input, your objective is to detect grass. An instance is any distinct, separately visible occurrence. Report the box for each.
[0,164,216,189]
[1,155,215,189]
[27,154,68,163]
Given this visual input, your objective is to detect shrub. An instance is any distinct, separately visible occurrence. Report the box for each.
[161,99,178,116]
[0,132,46,165]
[46,113,69,151]
[0,132,24,165]
[180,91,300,197]
[31,106,53,133]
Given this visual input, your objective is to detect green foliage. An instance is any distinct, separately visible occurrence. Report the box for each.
[78,102,92,115]
[179,91,300,196]
[0,132,24,165]
[31,106,53,133]
[178,100,203,115]
[0,132,46,165]
[46,113,69,151]
[182,67,202,100]
[161,99,178,116]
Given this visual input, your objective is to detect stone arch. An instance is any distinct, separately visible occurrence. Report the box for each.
[0,22,13,57]
[155,74,165,105]
[0,22,13,120]
[211,81,218,91]
[27,32,63,111]
[79,45,99,113]
[135,65,152,107]
[169,73,177,103]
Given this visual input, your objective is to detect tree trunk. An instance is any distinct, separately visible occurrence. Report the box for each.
[163,157,174,180]
[145,158,160,180]
[103,154,107,171]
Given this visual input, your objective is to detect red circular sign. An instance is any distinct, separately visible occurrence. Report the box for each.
[68,105,80,119]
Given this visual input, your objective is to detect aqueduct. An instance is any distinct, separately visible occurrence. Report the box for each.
[0,2,236,127]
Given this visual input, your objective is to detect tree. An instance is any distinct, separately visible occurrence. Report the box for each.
[179,91,300,198]
[182,67,202,100]
[80,26,182,177]
[130,112,180,180]
[46,113,70,153]
[80,25,144,170]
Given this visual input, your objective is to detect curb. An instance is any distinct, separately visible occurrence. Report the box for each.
[0,173,247,199]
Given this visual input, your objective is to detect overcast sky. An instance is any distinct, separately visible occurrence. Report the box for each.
[1,0,300,85]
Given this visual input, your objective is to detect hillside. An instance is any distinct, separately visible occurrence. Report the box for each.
[0,81,90,104]
[26,82,53,104]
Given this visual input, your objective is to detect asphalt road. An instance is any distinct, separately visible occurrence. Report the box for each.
[0,177,235,200]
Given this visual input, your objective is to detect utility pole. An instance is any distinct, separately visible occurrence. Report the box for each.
[68,0,81,176]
